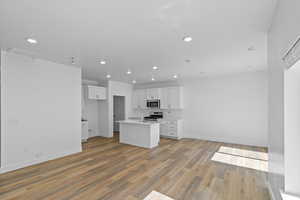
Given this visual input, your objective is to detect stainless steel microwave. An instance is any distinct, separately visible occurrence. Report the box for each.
[146,99,160,108]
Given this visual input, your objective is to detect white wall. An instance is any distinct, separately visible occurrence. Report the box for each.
[0,51,4,167]
[268,0,300,198]
[284,60,300,197]
[182,71,268,147]
[0,51,82,173]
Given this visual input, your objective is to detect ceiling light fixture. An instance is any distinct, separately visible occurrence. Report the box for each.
[100,60,106,65]
[152,66,158,70]
[173,74,178,79]
[106,74,111,79]
[183,36,192,42]
[151,77,155,81]
[127,70,132,75]
[26,38,38,44]
[132,80,136,84]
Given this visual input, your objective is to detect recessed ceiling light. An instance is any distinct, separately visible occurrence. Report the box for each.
[26,38,38,44]
[173,74,178,79]
[127,70,132,75]
[151,77,155,81]
[100,60,106,65]
[106,74,111,79]
[132,80,136,84]
[152,66,158,70]
[183,36,192,42]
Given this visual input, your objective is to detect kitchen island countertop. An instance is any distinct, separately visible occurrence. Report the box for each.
[118,120,159,126]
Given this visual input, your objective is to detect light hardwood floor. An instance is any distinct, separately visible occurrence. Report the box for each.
[0,136,270,200]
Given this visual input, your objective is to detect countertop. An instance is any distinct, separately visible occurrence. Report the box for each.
[118,120,160,125]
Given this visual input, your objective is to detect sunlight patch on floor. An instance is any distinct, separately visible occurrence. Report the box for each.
[218,146,268,161]
[144,191,175,200]
[212,146,268,172]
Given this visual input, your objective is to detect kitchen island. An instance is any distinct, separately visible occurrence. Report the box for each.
[118,120,160,148]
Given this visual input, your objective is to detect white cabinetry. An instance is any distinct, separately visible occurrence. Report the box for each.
[146,88,161,100]
[160,120,183,139]
[132,86,183,109]
[160,87,183,109]
[88,85,106,100]
[132,89,146,109]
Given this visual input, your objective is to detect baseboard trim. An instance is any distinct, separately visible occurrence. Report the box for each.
[0,148,82,174]
[160,135,180,140]
[266,180,300,200]
[281,191,300,200]
[183,134,268,147]
[98,132,113,138]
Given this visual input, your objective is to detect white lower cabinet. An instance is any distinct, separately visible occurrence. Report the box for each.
[159,120,183,139]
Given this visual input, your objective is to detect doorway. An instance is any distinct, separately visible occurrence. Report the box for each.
[113,96,125,136]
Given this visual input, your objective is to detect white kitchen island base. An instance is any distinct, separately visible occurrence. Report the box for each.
[119,120,160,149]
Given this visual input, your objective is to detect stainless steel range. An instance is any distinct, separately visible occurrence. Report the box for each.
[143,112,163,121]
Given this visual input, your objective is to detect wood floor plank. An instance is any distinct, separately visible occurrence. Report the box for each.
[0,136,270,200]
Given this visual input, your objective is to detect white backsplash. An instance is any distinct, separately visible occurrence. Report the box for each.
[132,109,183,120]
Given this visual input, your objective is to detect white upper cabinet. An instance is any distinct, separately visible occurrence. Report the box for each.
[160,87,169,109]
[146,88,161,100]
[167,87,183,109]
[160,87,183,109]
[132,89,146,109]
[88,85,106,100]
[133,86,183,109]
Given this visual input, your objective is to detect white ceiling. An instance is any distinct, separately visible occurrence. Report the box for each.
[0,0,277,84]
